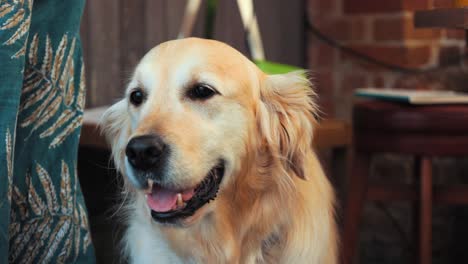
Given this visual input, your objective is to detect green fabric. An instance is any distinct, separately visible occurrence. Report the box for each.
[254,59,302,75]
[0,0,95,263]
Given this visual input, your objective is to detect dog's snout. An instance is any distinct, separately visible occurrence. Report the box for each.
[125,135,168,171]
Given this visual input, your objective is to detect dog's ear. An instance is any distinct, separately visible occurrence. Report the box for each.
[100,99,131,170]
[257,71,318,180]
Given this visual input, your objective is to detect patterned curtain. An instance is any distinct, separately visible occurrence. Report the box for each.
[0,0,95,262]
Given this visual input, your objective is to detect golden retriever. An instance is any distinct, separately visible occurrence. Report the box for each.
[101,38,337,263]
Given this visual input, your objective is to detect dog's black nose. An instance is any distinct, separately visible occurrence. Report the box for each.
[125,135,168,171]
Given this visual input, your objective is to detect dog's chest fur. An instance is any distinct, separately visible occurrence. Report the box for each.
[126,201,282,264]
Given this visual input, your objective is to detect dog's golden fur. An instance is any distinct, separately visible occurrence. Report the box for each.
[101,38,337,263]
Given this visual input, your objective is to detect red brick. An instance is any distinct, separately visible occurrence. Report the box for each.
[351,19,366,41]
[402,0,432,10]
[317,99,335,117]
[316,20,352,41]
[313,72,335,98]
[308,42,336,69]
[341,73,368,93]
[373,16,440,41]
[344,0,400,14]
[373,19,402,41]
[394,76,437,90]
[313,71,335,115]
[308,0,337,17]
[438,46,462,66]
[405,18,442,40]
[315,18,366,42]
[372,75,386,87]
[343,44,433,68]
[344,0,430,14]
[433,0,454,8]
[445,29,466,40]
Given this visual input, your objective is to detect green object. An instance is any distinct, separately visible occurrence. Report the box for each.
[254,59,302,74]
[0,0,95,263]
[204,0,217,39]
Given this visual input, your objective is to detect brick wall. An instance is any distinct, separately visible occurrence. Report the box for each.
[307,1,468,263]
[307,0,466,119]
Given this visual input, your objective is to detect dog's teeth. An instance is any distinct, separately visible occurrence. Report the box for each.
[144,179,154,194]
[176,193,183,207]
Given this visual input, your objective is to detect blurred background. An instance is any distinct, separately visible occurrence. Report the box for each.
[77,0,468,263]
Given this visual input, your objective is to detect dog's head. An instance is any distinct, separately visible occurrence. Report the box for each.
[101,38,318,226]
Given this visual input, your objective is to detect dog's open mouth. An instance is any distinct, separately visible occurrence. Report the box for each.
[145,161,225,223]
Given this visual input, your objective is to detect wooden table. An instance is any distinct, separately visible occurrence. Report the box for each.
[343,101,468,264]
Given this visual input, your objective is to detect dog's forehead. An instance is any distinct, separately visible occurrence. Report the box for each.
[133,38,257,95]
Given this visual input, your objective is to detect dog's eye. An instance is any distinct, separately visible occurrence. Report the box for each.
[187,84,217,100]
[129,88,145,106]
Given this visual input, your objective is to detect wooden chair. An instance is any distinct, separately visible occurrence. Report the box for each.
[342,100,468,264]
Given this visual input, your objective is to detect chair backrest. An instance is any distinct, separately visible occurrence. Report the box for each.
[178,0,302,75]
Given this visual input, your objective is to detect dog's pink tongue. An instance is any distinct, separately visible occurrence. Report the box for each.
[147,186,177,212]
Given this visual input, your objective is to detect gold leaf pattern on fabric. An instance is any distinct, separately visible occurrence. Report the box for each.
[73,222,81,260]
[8,221,20,240]
[19,33,83,148]
[0,4,14,19]
[26,170,46,215]
[1,0,32,58]
[65,70,75,106]
[59,37,76,88]
[9,160,92,263]
[36,163,59,213]
[11,43,25,58]
[61,38,76,105]
[12,185,28,220]
[21,216,52,263]
[28,33,39,65]
[39,109,74,138]
[20,89,57,128]
[78,203,88,229]
[83,232,91,253]
[4,0,93,260]
[76,62,85,110]
[22,73,43,95]
[41,35,52,73]
[37,217,71,263]
[56,230,73,264]
[51,34,68,83]
[20,81,52,112]
[8,210,20,238]
[0,7,24,30]
[60,160,72,214]
[4,15,29,45]
[5,128,13,202]
[49,114,82,148]
[10,219,40,263]
[31,95,62,131]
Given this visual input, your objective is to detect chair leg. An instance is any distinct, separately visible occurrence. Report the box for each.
[342,152,370,264]
[413,157,421,264]
[420,157,432,264]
